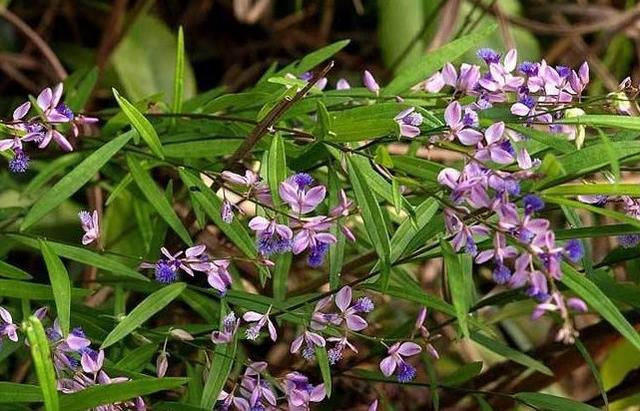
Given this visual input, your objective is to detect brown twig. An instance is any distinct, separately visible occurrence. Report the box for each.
[0,7,67,81]
[224,60,334,167]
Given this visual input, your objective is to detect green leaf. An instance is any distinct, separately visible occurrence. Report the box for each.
[514,392,599,411]
[23,153,83,197]
[0,260,32,280]
[115,343,158,372]
[7,235,147,282]
[471,332,553,376]
[64,67,99,112]
[559,114,640,131]
[267,133,287,209]
[0,382,42,403]
[112,89,164,159]
[289,39,350,75]
[101,282,187,348]
[327,167,346,289]
[179,170,258,259]
[389,198,439,262]
[508,124,575,154]
[575,338,608,408]
[113,15,196,103]
[172,26,185,115]
[21,132,132,230]
[315,344,333,397]
[442,240,472,338]
[544,183,640,196]
[561,263,640,351]
[59,378,189,411]
[126,156,192,245]
[0,279,89,300]
[24,316,59,411]
[39,240,71,336]
[163,140,242,159]
[200,304,237,408]
[544,196,640,229]
[348,157,391,288]
[383,24,496,96]
[440,361,483,386]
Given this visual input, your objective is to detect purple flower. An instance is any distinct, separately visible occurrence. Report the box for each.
[379,342,422,382]
[222,169,272,204]
[0,307,18,343]
[307,242,330,267]
[279,175,326,214]
[336,78,351,90]
[564,239,584,262]
[249,216,293,256]
[291,216,336,255]
[394,107,423,138]
[221,200,234,223]
[475,122,514,164]
[206,259,232,295]
[283,372,326,411]
[363,70,380,95]
[618,234,640,248]
[239,362,277,409]
[523,195,544,214]
[326,335,358,364]
[353,296,374,313]
[79,210,99,245]
[212,312,239,344]
[9,148,29,173]
[443,101,483,145]
[81,349,105,374]
[218,387,250,411]
[290,329,325,360]
[335,286,368,331]
[477,48,501,64]
[243,307,277,342]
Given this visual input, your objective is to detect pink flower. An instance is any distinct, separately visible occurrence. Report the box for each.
[379,342,422,382]
[79,210,99,245]
[243,307,277,342]
[443,101,483,145]
[0,306,18,342]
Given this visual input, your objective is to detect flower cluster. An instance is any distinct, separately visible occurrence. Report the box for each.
[140,245,232,294]
[419,49,591,342]
[1,306,145,410]
[224,170,355,268]
[0,83,96,173]
[217,361,326,411]
[308,286,373,365]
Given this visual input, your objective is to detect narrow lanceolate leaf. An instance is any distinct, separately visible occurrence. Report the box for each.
[383,24,496,96]
[112,88,164,159]
[442,239,472,338]
[348,157,391,288]
[575,339,608,408]
[200,304,237,408]
[21,132,132,230]
[0,260,32,280]
[514,392,599,411]
[0,382,42,403]
[40,240,71,336]
[315,345,332,397]
[126,156,193,246]
[0,279,90,300]
[179,169,258,259]
[470,332,553,376]
[24,316,59,411]
[559,114,640,132]
[266,133,289,299]
[328,167,346,289]
[101,282,187,348]
[59,378,189,411]
[172,26,185,115]
[543,183,640,197]
[7,235,147,282]
[561,263,640,351]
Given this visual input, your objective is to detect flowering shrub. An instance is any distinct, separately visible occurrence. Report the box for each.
[3,23,640,411]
